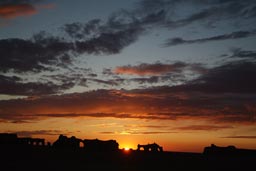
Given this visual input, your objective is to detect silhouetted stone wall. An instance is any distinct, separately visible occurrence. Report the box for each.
[83,139,119,152]
[0,133,45,146]
[137,143,163,152]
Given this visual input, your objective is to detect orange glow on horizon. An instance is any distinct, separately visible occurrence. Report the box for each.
[124,147,130,151]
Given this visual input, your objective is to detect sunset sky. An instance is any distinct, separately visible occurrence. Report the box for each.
[0,0,256,152]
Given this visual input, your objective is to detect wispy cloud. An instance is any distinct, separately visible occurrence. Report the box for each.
[164,30,256,46]
[1,0,255,74]
[0,75,75,96]
[222,135,256,139]
[0,4,37,19]
[228,48,256,59]
[114,62,207,76]
[0,61,255,124]
[8,130,63,137]
[114,62,187,76]
[175,125,233,131]
[0,0,54,19]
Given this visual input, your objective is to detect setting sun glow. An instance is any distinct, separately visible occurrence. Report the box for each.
[124,147,130,151]
[0,0,256,154]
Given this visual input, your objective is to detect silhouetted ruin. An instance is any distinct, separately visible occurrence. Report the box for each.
[52,134,82,149]
[137,143,163,152]
[1,133,256,171]
[203,144,256,156]
[83,138,119,152]
[0,133,45,146]
[52,134,119,152]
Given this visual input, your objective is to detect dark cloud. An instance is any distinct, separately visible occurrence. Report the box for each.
[0,36,73,72]
[130,76,160,84]
[114,62,206,76]
[165,30,256,46]
[102,68,113,76]
[175,61,256,93]
[0,24,143,73]
[61,9,167,55]
[4,85,252,125]
[43,72,126,89]
[127,75,184,85]
[229,48,256,59]
[0,0,39,5]
[60,0,256,57]
[1,0,255,73]
[87,78,120,86]
[99,130,175,135]
[62,19,101,40]
[244,5,256,17]
[130,125,169,129]
[9,130,63,137]
[114,62,186,76]
[141,0,256,29]
[0,75,74,96]
[0,66,255,124]
[174,125,233,131]
[75,27,144,55]
[128,131,176,135]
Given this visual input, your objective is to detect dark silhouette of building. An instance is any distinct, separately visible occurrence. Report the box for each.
[0,133,45,146]
[1,133,256,171]
[52,134,119,152]
[137,143,163,152]
[52,134,82,149]
[203,144,256,156]
[83,138,119,152]
[0,133,18,145]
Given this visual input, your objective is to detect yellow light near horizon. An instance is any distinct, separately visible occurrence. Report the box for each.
[124,147,130,151]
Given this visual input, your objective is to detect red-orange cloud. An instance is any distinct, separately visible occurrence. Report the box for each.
[36,3,56,10]
[0,87,255,125]
[114,62,206,76]
[174,125,233,131]
[0,4,37,19]
[114,62,186,75]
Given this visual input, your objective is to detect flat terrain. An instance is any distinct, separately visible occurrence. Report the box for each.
[1,146,255,171]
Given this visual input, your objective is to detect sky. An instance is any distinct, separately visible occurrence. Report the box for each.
[0,0,256,153]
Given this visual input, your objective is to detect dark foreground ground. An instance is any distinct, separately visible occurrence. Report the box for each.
[1,146,255,171]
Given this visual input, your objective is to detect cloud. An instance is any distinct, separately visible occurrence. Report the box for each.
[0,62,255,124]
[141,0,256,29]
[0,0,54,19]
[57,0,256,60]
[0,75,74,96]
[164,30,256,46]
[0,4,37,19]
[114,62,206,76]
[62,19,101,40]
[127,131,176,135]
[60,9,166,55]
[99,130,176,135]
[174,125,233,131]
[1,0,255,73]
[0,26,143,73]
[8,130,63,137]
[0,0,256,125]
[229,48,256,59]
[0,0,39,5]
[222,135,256,139]
[75,27,144,55]
[114,62,186,76]
[176,61,256,93]
[0,35,74,73]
